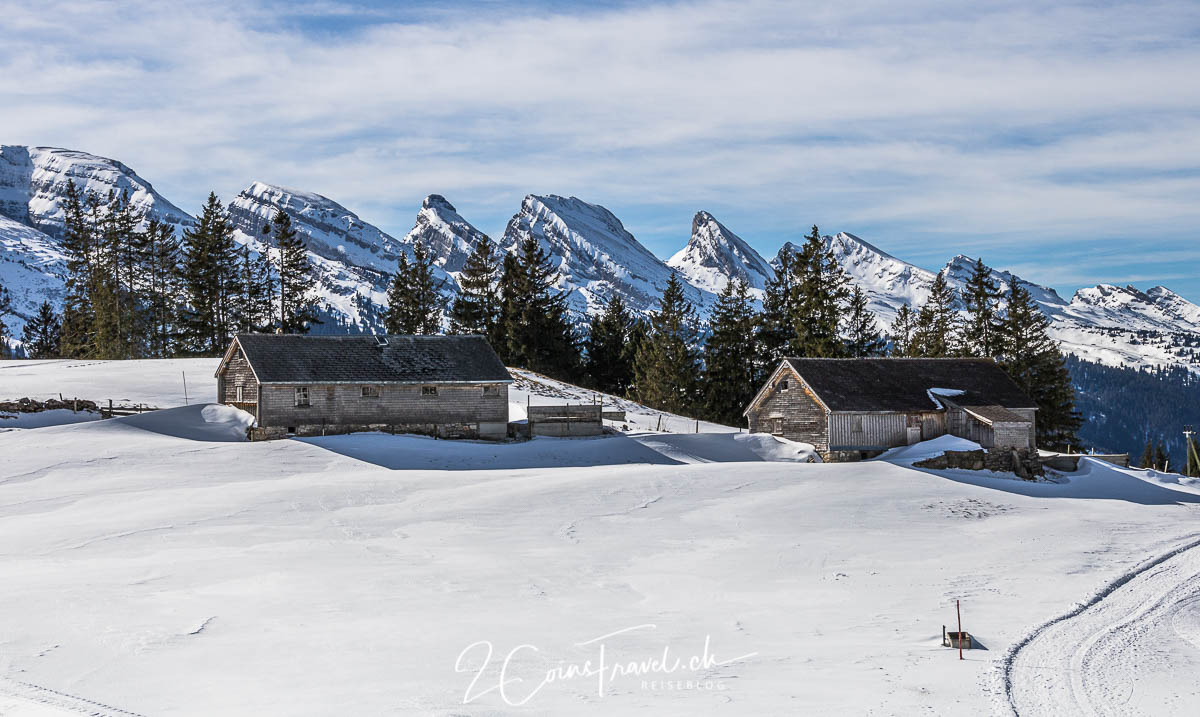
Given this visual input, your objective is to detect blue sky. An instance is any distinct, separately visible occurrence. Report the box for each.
[2,0,1199,300]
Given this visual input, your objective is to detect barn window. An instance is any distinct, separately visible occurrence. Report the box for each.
[780,380,789,391]
[294,387,310,407]
[482,385,500,397]
[236,385,244,402]
[422,386,438,396]
[771,418,784,435]
[361,385,380,398]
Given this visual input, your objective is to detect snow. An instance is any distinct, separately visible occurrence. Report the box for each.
[2,360,1200,715]
[667,211,773,297]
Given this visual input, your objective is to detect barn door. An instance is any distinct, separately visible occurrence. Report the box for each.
[921,416,940,440]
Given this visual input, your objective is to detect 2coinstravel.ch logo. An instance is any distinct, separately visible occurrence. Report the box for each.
[455,624,757,706]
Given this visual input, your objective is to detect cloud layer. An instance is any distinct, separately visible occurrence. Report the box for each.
[2,0,1198,298]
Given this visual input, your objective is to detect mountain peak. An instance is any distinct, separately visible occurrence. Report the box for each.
[422,194,456,213]
[406,194,487,274]
[668,211,773,293]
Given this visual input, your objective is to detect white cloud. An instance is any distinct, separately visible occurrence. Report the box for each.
[0,0,1198,297]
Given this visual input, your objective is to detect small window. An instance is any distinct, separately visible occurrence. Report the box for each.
[853,416,864,432]
[361,385,380,398]
[482,385,500,397]
[771,418,784,435]
[295,386,310,407]
[235,385,244,402]
[780,380,789,391]
[422,386,438,396]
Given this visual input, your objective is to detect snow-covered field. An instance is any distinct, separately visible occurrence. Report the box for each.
[2,361,1200,715]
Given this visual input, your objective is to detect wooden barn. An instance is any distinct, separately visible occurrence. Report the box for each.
[215,334,512,440]
[743,358,1037,461]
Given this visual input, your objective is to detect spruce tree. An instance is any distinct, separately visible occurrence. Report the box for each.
[58,181,97,358]
[633,273,701,414]
[21,301,61,358]
[790,225,848,357]
[998,282,1082,450]
[758,245,796,365]
[702,279,760,425]
[385,240,446,334]
[912,272,959,357]
[584,294,635,395]
[143,219,183,356]
[499,236,580,378]
[180,193,240,354]
[843,284,886,357]
[273,210,320,334]
[888,304,918,357]
[0,283,11,357]
[449,236,499,336]
[960,258,1004,358]
[1139,437,1155,469]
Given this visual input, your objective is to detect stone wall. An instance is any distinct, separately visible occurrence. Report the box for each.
[914,448,1044,479]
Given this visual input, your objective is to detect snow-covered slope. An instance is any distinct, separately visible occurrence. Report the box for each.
[402,194,489,275]
[823,232,937,326]
[0,145,192,237]
[0,215,66,337]
[500,194,714,317]
[667,211,773,296]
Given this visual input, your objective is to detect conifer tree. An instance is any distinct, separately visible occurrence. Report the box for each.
[232,243,273,334]
[385,240,446,334]
[273,210,320,334]
[633,273,701,414]
[180,193,240,354]
[584,294,635,395]
[498,237,580,378]
[141,219,183,356]
[912,272,959,357]
[758,245,796,364]
[1154,439,1170,472]
[888,304,918,357]
[21,301,61,358]
[960,258,1004,358]
[702,279,760,425]
[0,282,11,357]
[449,236,499,336]
[1139,438,1155,469]
[843,284,886,357]
[998,282,1082,450]
[790,225,848,357]
[58,181,97,358]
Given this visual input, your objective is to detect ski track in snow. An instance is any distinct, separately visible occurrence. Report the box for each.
[1001,533,1200,716]
[0,677,148,716]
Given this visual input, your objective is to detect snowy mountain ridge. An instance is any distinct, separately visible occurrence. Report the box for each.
[1,143,1198,375]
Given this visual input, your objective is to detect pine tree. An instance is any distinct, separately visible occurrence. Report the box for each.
[0,282,11,357]
[142,219,183,357]
[58,180,97,358]
[960,258,1004,358]
[499,236,580,378]
[584,294,635,395]
[180,193,241,354]
[911,272,959,357]
[1139,437,1155,469]
[633,273,701,414]
[232,243,274,333]
[790,225,849,357]
[21,301,61,358]
[1154,439,1170,472]
[449,236,499,336]
[702,279,760,425]
[385,240,446,334]
[999,282,1082,450]
[843,284,886,357]
[758,245,796,365]
[273,210,320,334]
[888,304,918,357]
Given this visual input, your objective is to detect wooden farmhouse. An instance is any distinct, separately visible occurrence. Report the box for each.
[744,358,1037,461]
[215,334,512,440]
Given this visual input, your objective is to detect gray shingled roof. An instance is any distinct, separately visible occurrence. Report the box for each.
[231,334,512,384]
[959,405,1032,425]
[783,358,1036,412]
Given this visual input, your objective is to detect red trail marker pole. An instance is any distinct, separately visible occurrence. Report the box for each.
[957,599,963,660]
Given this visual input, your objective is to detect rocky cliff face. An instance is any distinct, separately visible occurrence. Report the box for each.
[499,194,713,317]
[402,195,489,275]
[668,211,774,296]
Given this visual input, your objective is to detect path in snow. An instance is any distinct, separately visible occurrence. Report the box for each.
[0,677,147,716]
[1004,534,1200,716]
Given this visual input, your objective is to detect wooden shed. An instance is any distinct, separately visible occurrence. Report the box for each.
[215,333,512,440]
[743,358,1037,461]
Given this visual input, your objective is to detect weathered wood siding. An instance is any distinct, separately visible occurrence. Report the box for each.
[218,348,259,404]
[829,413,908,450]
[258,383,509,429]
[747,369,829,453]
